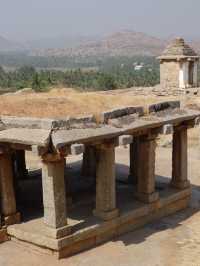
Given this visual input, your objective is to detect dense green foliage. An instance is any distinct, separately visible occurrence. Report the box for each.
[0,54,160,91]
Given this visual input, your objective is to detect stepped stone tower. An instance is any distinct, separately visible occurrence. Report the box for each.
[158,38,199,89]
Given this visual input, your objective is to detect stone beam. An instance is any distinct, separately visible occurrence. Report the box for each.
[93,141,119,220]
[148,101,180,113]
[171,126,190,189]
[135,134,159,203]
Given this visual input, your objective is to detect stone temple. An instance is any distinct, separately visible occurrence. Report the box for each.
[158,38,199,89]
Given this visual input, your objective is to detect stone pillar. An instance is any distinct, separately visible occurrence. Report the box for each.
[128,137,140,185]
[0,151,20,225]
[42,155,70,232]
[171,126,190,189]
[135,135,159,203]
[93,142,119,221]
[81,146,96,178]
[14,150,28,180]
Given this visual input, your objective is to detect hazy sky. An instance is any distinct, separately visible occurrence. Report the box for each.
[0,0,199,41]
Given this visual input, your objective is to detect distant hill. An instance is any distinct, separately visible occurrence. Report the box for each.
[1,30,200,58]
[26,35,100,50]
[30,31,167,57]
[0,36,23,51]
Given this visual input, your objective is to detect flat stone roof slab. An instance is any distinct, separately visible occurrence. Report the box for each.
[0,128,51,147]
[52,126,123,149]
[148,109,200,125]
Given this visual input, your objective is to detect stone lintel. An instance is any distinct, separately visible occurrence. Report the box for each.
[9,143,32,151]
[182,117,200,128]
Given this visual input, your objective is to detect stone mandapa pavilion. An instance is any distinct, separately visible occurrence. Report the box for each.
[0,101,200,258]
[158,38,199,89]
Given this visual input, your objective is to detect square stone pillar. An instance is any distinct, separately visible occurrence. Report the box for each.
[14,150,28,180]
[0,152,20,225]
[93,142,119,221]
[135,135,159,203]
[42,155,71,237]
[171,126,190,189]
[81,146,96,178]
[128,137,140,185]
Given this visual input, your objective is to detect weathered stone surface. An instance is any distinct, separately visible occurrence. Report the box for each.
[118,135,133,146]
[100,106,144,123]
[93,142,119,221]
[42,158,69,229]
[149,108,200,127]
[160,124,173,135]
[136,135,159,203]
[70,144,85,155]
[0,229,9,243]
[108,114,139,128]
[159,61,180,88]
[1,116,58,130]
[4,212,21,226]
[69,115,96,129]
[52,126,123,149]
[0,153,18,220]
[81,146,96,177]
[171,127,190,189]
[148,101,180,113]
[6,187,190,257]
[0,128,51,147]
[129,137,140,184]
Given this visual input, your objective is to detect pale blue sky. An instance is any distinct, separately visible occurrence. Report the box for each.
[0,0,199,41]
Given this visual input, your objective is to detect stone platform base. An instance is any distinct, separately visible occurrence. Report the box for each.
[0,228,9,243]
[7,187,191,259]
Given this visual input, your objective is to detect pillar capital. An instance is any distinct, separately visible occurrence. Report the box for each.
[41,153,65,163]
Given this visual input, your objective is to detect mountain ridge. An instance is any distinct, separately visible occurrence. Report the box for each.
[1,30,200,57]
